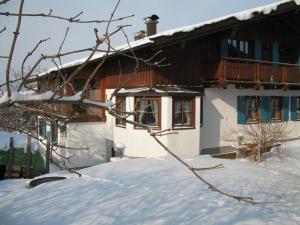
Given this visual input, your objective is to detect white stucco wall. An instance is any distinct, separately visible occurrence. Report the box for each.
[201,85,300,151]
[57,122,112,168]
[106,89,201,157]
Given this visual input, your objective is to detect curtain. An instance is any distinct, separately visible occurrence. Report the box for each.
[149,100,158,125]
[174,100,182,125]
[139,100,148,124]
[183,100,190,125]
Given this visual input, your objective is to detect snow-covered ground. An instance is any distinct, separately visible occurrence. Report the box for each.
[0,141,300,225]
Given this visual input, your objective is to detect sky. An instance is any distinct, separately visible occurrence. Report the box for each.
[0,0,281,81]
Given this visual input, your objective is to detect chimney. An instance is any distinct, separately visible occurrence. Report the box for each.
[134,30,146,41]
[144,14,159,36]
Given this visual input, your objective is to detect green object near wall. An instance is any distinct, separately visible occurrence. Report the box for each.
[0,149,45,174]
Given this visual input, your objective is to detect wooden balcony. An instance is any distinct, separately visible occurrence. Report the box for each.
[211,57,300,87]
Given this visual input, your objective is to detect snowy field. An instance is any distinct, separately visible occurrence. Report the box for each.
[0,141,300,225]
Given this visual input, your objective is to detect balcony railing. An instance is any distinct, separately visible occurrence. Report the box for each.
[216,57,300,84]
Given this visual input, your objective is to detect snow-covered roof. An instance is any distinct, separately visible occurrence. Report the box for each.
[37,0,300,78]
[151,0,300,39]
[37,37,153,77]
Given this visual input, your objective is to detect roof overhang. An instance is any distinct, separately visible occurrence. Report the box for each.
[114,86,204,97]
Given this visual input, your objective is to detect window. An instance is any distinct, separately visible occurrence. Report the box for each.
[245,96,260,123]
[270,96,282,121]
[115,96,126,127]
[135,97,160,128]
[237,96,288,124]
[227,38,250,58]
[173,97,195,129]
[291,96,300,121]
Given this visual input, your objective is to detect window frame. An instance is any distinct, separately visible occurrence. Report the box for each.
[172,96,195,130]
[134,96,161,129]
[115,96,126,128]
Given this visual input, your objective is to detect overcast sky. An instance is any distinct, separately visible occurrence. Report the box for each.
[0,0,280,79]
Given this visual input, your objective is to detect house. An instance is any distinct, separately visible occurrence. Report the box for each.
[36,0,300,168]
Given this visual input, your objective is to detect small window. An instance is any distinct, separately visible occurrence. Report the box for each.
[227,38,250,58]
[116,96,126,127]
[173,97,195,129]
[270,96,282,121]
[135,97,160,128]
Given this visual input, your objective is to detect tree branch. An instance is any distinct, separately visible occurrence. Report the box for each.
[21,37,51,77]
[5,0,24,97]
[0,11,134,24]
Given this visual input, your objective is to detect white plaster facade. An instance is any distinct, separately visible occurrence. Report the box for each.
[52,122,112,168]
[51,86,300,167]
[201,85,300,151]
[106,89,201,158]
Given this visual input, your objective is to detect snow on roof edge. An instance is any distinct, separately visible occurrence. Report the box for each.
[150,0,300,39]
[37,38,153,78]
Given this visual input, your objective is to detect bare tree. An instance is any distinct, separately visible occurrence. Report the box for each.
[231,96,288,162]
[0,0,277,204]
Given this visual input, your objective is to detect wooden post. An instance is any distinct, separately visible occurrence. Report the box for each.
[7,137,14,178]
[26,135,32,178]
[46,131,50,173]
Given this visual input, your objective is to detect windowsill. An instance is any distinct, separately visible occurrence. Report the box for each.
[245,119,283,124]
[172,126,195,130]
[116,124,126,128]
[134,125,161,130]
[245,120,259,124]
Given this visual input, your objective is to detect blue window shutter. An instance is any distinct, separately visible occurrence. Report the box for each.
[282,96,289,122]
[237,96,246,124]
[255,40,262,60]
[291,96,297,121]
[272,43,279,62]
[220,38,228,57]
[260,96,271,122]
